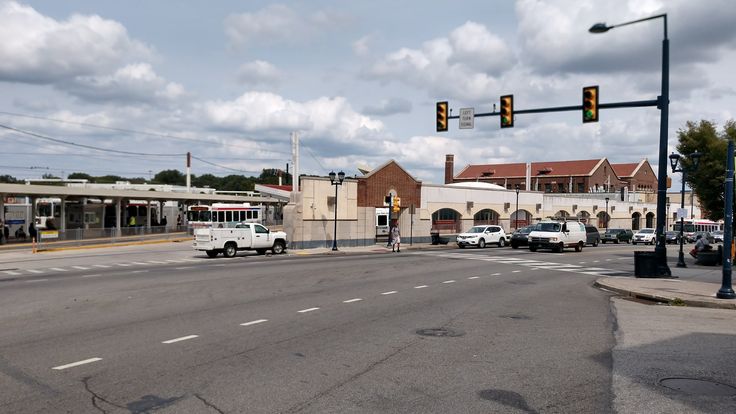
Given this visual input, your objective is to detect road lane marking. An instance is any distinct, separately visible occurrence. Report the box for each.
[606,259,613,261]
[162,335,199,344]
[593,260,600,263]
[343,298,363,303]
[116,263,132,267]
[512,270,521,273]
[381,291,398,295]
[298,307,320,313]
[131,270,149,274]
[442,280,456,284]
[50,268,68,272]
[579,262,587,264]
[175,266,194,270]
[240,319,268,326]
[414,285,428,289]
[81,274,103,278]
[26,279,48,283]
[52,357,102,370]
[166,260,184,263]
[468,276,480,279]
[92,264,111,268]
[147,261,168,264]
[26,269,43,274]
[131,262,148,265]
[3,270,21,276]
[72,266,90,270]
[213,264,227,267]
[491,273,501,276]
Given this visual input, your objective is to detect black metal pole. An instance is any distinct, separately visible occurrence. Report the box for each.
[654,26,671,276]
[332,182,338,251]
[677,171,687,267]
[717,140,735,299]
[605,198,609,231]
[515,189,519,230]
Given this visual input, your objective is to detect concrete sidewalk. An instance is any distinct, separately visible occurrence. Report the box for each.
[596,277,736,310]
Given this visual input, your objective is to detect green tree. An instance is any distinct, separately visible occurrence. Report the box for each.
[68,172,93,181]
[0,174,20,183]
[192,173,221,189]
[153,169,186,185]
[220,175,255,191]
[676,120,736,220]
[95,175,127,184]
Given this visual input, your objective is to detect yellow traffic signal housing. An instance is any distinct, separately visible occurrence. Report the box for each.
[392,196,401,213]
[436,101,448,132]
[583,86,599,123]
[500,95,514,128]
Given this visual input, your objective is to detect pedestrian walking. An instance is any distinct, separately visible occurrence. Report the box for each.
[29,222,37,241]
[391,222,401,253]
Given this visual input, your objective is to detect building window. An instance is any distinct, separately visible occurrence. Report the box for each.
[577,183,585,193]
[544,183,552,193]
[558,183,565,193]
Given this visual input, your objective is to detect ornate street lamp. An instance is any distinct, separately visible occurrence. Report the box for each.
[515,184,520,230]
[590,13,671,276]
[329,170,345,251]
[605,197,610,231]
[669,151,701,267]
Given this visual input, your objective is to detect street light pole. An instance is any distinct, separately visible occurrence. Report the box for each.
[328,170,345,251]
[669,151,701,268]
[590,13,671,276]
[605,197,610,231]
[515,185,520,230]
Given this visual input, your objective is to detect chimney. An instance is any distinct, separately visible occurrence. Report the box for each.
[445,154,455,184]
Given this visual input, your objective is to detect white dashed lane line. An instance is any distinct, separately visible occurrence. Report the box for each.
[468,276,480,280]
[381,291,398,295]
[162,335,199,344]
[240,319,268,326]
[116,263,132,267]
[491,273,501,276]
[130,270,149,274]
[52,357,102,370]
[512,270,521,273]
[25,279,48,283]
[72,266,90,270]
[81,274,103,278]
[298,307,320,313]
[442,280,456,284]
[50,268,68,272]
[343,298,363,303]
[131,262,148,266]
[92,264,111,268]
[414,285,428,289]
[3,270,21,276]
[175,267,194,270]
[147,261,168,264]
[26,269,43,274]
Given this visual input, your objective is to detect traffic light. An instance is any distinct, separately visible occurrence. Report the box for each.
[500,95,514,128]
[392,196,401,213]
[583,86,599,123]
[436,101,448,132]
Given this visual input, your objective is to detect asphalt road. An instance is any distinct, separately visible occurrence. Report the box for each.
[0,243,662,413]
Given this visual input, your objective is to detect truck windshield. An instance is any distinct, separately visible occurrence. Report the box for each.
[538,223,561,232]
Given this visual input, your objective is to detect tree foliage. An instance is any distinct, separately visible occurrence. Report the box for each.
[676,120,736,220]
[0,174,20,183]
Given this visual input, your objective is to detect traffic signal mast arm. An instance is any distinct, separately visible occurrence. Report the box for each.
[445,99,659,119]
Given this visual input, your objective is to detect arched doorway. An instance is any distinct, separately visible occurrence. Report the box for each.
[576,210,591,224]
[555,210,570,219]
[645,212,655,228]
[473,209,499,225]
[432,208,462,233]
[597,211,610,229]
[631,212,641,230]
[511,209,532,229]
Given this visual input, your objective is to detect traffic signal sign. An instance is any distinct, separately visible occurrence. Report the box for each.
[583,86,599,123]
[500,95,514,128]
[436,101,448,132]
[392,196,401,213]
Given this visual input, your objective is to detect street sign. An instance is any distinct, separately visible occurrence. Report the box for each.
[40,230,59,240]
[677,208,687,220]
[459,108,474,129]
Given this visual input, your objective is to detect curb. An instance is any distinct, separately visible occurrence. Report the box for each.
[38,237,193,253]
[593,279,736,310]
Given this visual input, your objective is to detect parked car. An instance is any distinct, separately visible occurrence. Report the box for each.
[585,225,600,247]
[510,225,536,249]
[712,230,724,243]
[456,225,507,248]
[664,231,681,244]
[689,231,715,244]
[527,220,586,253]
[601,228,633,244]
[632,228,656,245]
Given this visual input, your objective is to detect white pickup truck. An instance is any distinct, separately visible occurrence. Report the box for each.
[193,223,288,258]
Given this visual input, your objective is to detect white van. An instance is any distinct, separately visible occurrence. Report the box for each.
[527,220,587,253]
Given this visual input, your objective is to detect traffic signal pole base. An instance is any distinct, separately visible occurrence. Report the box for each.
[655,245,672,277]
[717,288,736,299]
[676,251,687,268]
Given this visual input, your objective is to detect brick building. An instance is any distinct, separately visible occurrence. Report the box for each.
[357,160,421,210]
[610,159,657,192]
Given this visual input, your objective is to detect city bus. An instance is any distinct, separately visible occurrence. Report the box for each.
[672,218,722,241]
[186,203,263,231]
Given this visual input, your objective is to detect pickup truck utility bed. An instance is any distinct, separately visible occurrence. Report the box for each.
[193,223,288,257]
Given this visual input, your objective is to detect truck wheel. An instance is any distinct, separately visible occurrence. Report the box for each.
[498,238,505,247]
[223,243,237,258]
[556,242,564,253]
[575,241,584,252]
[272,240,285,255]
[592,240,598,247]
[256,249,267,255]
[478,239,486,249]
[205,250,218,258]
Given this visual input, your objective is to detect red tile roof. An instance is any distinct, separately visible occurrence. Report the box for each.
[611,162,639,178]
[456,159,604,180]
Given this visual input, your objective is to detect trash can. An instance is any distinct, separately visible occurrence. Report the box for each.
[634,251,659,277]
[431,230,440,245]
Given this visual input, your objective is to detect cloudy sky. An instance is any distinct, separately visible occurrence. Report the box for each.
[0,0,734,185]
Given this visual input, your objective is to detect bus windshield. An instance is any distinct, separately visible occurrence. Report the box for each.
[187,211,211,222]
[673,223,695,232]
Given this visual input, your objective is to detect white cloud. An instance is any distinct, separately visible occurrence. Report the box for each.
[202,92,384,145]
[0,1,153,84]
[62,63,186,104]
[236,60,283,86]
[225,4,348,48]
[362,97,412,116]
[353,35,372,57]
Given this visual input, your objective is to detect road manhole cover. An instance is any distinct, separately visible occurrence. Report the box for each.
[415,328,465,337]
[659,378,736,396]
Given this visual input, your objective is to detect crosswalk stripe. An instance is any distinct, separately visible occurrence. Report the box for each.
[3,270,21,276]
[50,268,68,272]
[26,269,44,274]
[92,264,111,268]
[72,266,90,270]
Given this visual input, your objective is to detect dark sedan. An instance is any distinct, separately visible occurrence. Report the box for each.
[665,231,681,244]
[510,225,536,249]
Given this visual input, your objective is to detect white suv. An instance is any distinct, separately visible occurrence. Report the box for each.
[632,228,656,245]
[457,225,507,248]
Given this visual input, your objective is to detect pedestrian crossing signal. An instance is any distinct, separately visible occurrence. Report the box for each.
[500,95,514,128]
[436,101,448,132]
[583,86,599,123]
